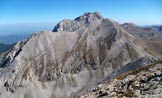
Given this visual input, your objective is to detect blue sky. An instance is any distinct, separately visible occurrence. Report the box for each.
[0,0,162,25]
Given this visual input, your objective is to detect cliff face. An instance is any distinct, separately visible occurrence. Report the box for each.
[0,12,161,98]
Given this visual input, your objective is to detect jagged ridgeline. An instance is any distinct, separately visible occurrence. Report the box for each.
[0,12,162,98]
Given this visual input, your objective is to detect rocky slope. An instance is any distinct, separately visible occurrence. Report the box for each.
[0,43,14,67]
[121,23,155,39]
[80,60,162,98]
[121,23,162,40]
[0,12,162,98]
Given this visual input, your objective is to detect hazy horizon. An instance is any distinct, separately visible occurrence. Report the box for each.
[0,22,56,36]
[0,18,161,36]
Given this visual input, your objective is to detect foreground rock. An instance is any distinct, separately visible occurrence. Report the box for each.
[80,60,162,98]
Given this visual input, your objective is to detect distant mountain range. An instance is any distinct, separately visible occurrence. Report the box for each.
[0,23,161,45]
[0,34,31,44]
[0,22,56,44]
[142,25,162,35]
[121,23,162,39]
[0,43,14,54]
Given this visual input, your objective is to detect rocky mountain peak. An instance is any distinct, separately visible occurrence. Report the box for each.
[53,12,103,32]
[74,12,103,22]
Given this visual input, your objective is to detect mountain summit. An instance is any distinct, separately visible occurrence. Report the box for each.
[53,12,103,32]
[0,12,162,98]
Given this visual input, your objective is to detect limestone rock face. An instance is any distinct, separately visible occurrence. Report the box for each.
[0,12,162,98]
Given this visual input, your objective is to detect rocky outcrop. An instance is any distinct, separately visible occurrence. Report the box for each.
[80,60,162,98]
[0,12,161,98]
[0,41,26,67]
[0,43,15,68]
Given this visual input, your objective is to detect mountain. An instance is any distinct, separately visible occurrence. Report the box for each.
[143,25,162,35]
[53,12,103,32]
[121,23,162,40]
[0,12,161,98]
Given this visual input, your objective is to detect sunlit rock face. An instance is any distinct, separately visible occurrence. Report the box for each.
[0,12,162,98]
[53,12,103,32]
